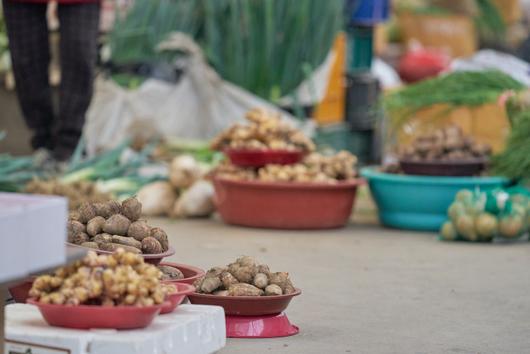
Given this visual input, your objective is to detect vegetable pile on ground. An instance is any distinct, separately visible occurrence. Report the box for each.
[440,188,530,242]
[136,154,215,218]
[194,256,296,296]
[25,179,112,211]
[399,125,492,162]
[211,108,315,152]
[68,197,170,255]
[214,151,358,183]
[29,250,169,306]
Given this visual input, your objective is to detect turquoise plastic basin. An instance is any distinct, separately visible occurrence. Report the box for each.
[361,167,510,232]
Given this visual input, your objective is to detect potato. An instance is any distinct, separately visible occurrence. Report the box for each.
[70,232,89,245]
[149,227,169,252]
[98,243,141,254]
[103,214,131,236]
[80,242,99,250]
[92,233,112,244]
[67,220,86,241]
[228,283,263,296]
[122,197,142,222]
[220,272,239,289]
[111,235,142,249]
[253,273,269,289]
[86,216,106,237]
[264,284,282,296]
[78,202,96,223]
[128,221,151,241]
[141,237,163,254]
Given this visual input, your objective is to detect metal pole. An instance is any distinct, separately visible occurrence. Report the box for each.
[1,284,5,354]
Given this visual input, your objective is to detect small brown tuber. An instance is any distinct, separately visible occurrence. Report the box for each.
[141,237,163,254]
[253,273,269,289]
[264,284,283,296]
[105,200,122,215]
[67,220,86,241]
[236,256,257,267]
[86,216,106,237]
[112,235,142,249]
[80,242,99,250]
[158,265,184,280]
[92,233,112,244]
[220,271,239,289]
[103,214,131,236]
[269,272,295,294]
[228,283,263,296]
[78,202,96,223]
[213,290,229,296]
[121,197,142,221]
[257,264,270,275]
[70,232,90,245]
[93,202,112,218]
[228,263,257,283]
[149,227,169,252]
[200,276,222,294]
[98,243,141,254]
[127,221,151,241]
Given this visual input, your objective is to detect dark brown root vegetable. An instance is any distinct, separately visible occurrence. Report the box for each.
[67,220,86,241]
[236,256,257,267]
[80,242,99,250]
[78,202,96,223]
[253,273,269,289]
[70,232,90,245]
[92,233,112,244]
[228,263,256,283]
[86,216,106,237]
[93,202,112,218]
[269,272,295,294]
[141,237,163,254]
[127,221,151,241]
[257,264,270,275]
[105,200,122,216]
[149,227,169,252]
[264,284,282,296]
[121,197,142,221]
[220,272,239,289]
[158,265,184,280]
[103,214,131,236]
[228,283,263,296]
[111,235,142,249]
[98,243,141,254]
[69,211,81,221]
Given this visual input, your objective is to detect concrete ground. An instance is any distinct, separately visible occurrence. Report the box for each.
[157,207,530,354]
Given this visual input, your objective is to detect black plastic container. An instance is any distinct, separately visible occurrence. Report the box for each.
[345,72,380,130]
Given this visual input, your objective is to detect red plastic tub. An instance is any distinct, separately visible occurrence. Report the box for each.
[188,289,301,316]
[225,149,304,167]
[8,277,36,303]
[27,299,164,329]
[214,177,365,229]
[158,262,205,285]
[160,283,195,314]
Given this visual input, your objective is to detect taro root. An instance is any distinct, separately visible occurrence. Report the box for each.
[213,290,229,296]
[103,214,131,236]
[121,197,142,221]
[69,211,81,221]
[78,202,96,223]
[228,262,256,283]
[257,264,270,275]
[92,233,112,244]
[228,283,263,296]
[264,284,282,296]
[220,271,239,289]
[80,242,99,250]
[269,272,295,294]
[158,265,184,280]
[128,220,151,241]
[86,216,106,237]
[99,242,141,254]
[253,273,269,289]
[141,237,163,254]
[70,232,89,245]
[149,227,169,251]
[67,220,86,241]
[193,275,222,294]
[111,235,142,249]
[93,202,111,218]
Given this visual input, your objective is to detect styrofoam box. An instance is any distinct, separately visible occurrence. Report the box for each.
[5,304,226,354]
[0,193,67,283]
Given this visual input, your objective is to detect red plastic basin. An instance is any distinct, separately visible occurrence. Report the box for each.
[225,149,304,167]
[158,262,205,285]
[27,299,164,329]
[160,283,195,315]
[188,288,301,316]
[226,313,299,338]
[214,177,365,229]
[8,277,36,303]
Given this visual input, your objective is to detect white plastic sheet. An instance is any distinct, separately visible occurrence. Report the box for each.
[84,33,315,155]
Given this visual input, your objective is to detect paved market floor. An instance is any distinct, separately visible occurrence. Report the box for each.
[158,208,530,354]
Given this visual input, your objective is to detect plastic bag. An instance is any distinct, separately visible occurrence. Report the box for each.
[83,33,311,156]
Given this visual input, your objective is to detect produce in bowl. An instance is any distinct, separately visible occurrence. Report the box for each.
[398,125,492,176]
[67,197,171,255]
[159,282,195,314]
[157,262,206,285]
[188,256,301,316]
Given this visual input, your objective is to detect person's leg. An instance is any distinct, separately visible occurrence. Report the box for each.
[56,2,100,160]
[2,0,54,151]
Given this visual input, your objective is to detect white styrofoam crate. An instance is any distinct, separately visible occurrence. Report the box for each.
[0,193,67,283]
[6,304,226,354]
